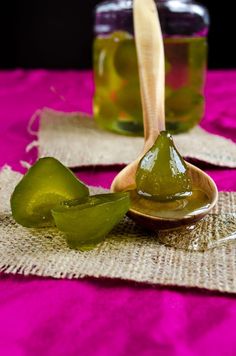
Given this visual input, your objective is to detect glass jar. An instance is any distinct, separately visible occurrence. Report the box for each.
[93,0,210,135]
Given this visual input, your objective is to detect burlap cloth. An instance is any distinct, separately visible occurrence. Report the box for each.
[1,166,236,293]
[27,108,236,168]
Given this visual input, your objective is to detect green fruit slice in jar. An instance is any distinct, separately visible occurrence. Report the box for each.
[11,157,89,228]
[114,39,138,79]
[52,192,130,251]
[165,87,204,117]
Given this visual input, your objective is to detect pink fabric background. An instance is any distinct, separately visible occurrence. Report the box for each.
[0,70,236,355]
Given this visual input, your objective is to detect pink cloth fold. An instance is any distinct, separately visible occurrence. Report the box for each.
[0,70,236,356]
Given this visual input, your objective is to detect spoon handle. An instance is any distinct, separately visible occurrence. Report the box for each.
[133,0,166,147]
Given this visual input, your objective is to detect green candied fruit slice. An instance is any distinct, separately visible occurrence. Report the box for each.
[165,87,204,116]
[11,157,89,228]
[136,131,192,201]
[52,192,130,251]
[114,39,138,79]
[115,81,143,120]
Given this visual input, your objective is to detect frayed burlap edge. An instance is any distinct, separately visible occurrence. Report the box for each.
[27,108,236,168]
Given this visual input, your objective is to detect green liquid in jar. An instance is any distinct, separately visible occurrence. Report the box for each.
[93,31,207,135]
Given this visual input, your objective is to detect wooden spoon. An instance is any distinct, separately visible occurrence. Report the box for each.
[111,0,218,230]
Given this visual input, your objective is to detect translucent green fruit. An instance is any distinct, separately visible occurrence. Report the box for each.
[116,81,143,119]
[11,157,89,228]
[165,87,203,116]
[136,131,192,201]
[114,39,138,79]
[52,193,130,251]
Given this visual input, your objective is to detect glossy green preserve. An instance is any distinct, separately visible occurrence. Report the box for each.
[136,131,192,201]
[11,157,89,228]
[52,192,130,251]
[132,131,212,220]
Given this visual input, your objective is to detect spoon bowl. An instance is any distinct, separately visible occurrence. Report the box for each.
[126,163,218,231]
[111,0,218,230]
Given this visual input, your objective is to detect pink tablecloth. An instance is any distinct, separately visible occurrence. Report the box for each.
[0,70,236,356]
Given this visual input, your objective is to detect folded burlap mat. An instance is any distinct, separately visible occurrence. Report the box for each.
[27,108,236,168]
[1,166,236,293]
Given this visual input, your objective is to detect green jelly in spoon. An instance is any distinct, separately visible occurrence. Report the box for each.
[11,157,89,228]
[52,192,130,251]
[136,131,192,201]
